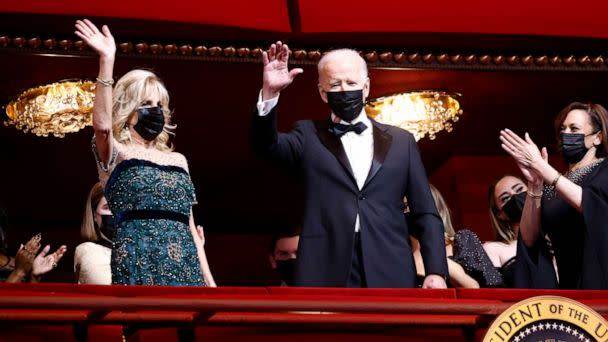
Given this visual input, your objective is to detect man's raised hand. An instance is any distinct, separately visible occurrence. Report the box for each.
[262,41,303,100]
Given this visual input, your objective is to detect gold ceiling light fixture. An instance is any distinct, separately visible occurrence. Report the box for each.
[365,90,463,141]
[4,80,95,138]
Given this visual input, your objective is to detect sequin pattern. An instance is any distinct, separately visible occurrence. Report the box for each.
[452,229,504,287]
[543,158,605,200]
[105,159,204,286]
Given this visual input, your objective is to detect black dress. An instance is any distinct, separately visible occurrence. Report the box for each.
[413,229,504,288]
[452,229,504,287]
[515,158,608,289]
[499,256,516,288]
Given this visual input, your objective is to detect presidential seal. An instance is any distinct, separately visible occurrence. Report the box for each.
[484,296,608,342]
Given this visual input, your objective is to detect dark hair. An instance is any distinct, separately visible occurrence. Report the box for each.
[269,227,301,254]
[554,102,608,158]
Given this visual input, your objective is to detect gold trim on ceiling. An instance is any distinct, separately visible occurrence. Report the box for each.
[0,35,606,71]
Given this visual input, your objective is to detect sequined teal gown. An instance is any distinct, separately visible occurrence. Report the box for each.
[105,159,204,286]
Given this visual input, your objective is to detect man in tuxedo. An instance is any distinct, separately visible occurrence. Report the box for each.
[252,42,447,288]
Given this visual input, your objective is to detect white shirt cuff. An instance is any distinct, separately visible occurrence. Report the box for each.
[256,90,279,116]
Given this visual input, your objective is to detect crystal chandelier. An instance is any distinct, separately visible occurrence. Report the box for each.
[365,90,463,141]
[4,80,95,138]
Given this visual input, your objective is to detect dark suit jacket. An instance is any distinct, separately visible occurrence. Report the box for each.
[252,107,448,287]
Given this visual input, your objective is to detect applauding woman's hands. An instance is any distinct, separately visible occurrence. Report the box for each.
[5,234,66,283]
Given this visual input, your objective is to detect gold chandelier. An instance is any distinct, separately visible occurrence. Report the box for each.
[4,80,95,138]
[365,90,463,141]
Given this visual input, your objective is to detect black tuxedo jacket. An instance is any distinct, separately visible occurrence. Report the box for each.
[252,107,448,287]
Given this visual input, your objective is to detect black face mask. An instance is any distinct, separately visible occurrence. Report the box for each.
[133,105,165,141]
[326,89,364,122]
[561,133,587,164]
[99,215,116,242]
[501,192,526,223]
[276,258,296,286]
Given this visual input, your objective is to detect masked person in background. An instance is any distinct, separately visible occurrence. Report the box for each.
[485,174,530,287]
[75,19,215,286]
[268,230,300,286]
[252,42,447,288]
[75,183,114,284]
[500,102,608,289]
[413,184,511,288]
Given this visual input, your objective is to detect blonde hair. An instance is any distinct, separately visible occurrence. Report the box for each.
[429,184,455,246]
[81,183,105,241]
[112,69,175,152]
[487,175,519,243]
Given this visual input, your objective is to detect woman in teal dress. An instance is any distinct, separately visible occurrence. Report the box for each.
[75,19,215,286]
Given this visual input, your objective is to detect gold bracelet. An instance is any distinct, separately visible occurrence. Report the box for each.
[551,173,562,187]
[96,77,114,87]
[527,190,542,198]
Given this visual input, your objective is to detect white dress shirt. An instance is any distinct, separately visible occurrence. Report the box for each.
[257,91,374,232]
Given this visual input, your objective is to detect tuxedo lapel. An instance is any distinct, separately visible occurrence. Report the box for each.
[314,120,356,183]
[363,120,392,187]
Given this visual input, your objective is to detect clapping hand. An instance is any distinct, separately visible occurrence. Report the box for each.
[262,41,303,100]
[75,19,116,60]
[6,234,67,283]
[500,129,548,185]
[32,244,67,277]
[14,234,41,276]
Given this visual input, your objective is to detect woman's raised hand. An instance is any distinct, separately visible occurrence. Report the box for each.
[75,19,116,60]
[32,244,67,277]
[14,234,41,276]
[500,129,548,185]
[500,129,543,167]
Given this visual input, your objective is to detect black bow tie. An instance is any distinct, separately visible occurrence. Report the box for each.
[330,121,368,137]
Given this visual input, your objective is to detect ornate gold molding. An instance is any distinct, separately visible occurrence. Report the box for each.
[1,35,607,71]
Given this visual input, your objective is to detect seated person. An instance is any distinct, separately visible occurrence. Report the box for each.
[412,185,501,288]
[74,183,112,285]
[484,174,525,288]
[268,228,300,286]
[485,174,559,288]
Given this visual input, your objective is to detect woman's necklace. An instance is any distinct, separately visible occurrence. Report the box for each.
[543,158,605,199]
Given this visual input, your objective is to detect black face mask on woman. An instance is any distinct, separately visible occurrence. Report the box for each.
[133,105,165,141]
[561,132,598,164]
[561,133,589,164]
[502,192,527,223]
[99,215,116,242]
[326,89,364,122]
